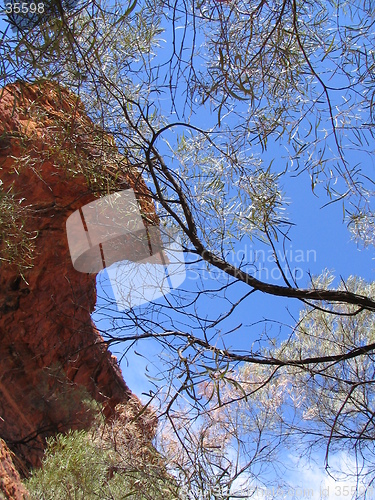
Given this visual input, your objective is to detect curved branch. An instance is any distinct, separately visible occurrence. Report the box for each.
[104,329,375,369]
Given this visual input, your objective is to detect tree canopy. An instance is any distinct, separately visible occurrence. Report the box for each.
[1,0,375,497]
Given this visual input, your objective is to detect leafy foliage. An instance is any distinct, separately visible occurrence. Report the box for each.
[25,402,180,500]
[0,182,36,273]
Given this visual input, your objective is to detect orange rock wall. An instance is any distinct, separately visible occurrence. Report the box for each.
[0,81,153,491]
[0,439,28,499]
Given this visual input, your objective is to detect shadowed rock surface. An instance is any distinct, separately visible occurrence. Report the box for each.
[0,81,157,496]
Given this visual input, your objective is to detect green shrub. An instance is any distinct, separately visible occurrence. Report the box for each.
[26,429,112,499]
[25,409,180,500]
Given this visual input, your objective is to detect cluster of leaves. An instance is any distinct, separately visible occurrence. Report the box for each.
[25,400,180,500]
[6,81,133,195]
[0,181,36,274]
[273,275,375,473]
[154,276,375,497]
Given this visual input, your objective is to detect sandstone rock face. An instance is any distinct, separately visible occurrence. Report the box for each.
[0,439,28,499]
[0,81,155,489]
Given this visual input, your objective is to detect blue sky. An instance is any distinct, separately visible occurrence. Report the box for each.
[90,4,375,495]
[91,132,375,498]
[93,161,375,392]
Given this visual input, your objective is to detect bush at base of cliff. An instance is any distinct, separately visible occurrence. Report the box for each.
[24,412,180,500]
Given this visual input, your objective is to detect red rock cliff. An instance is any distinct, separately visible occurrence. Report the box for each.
[0,439,28,499]
[0,81,156,492]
